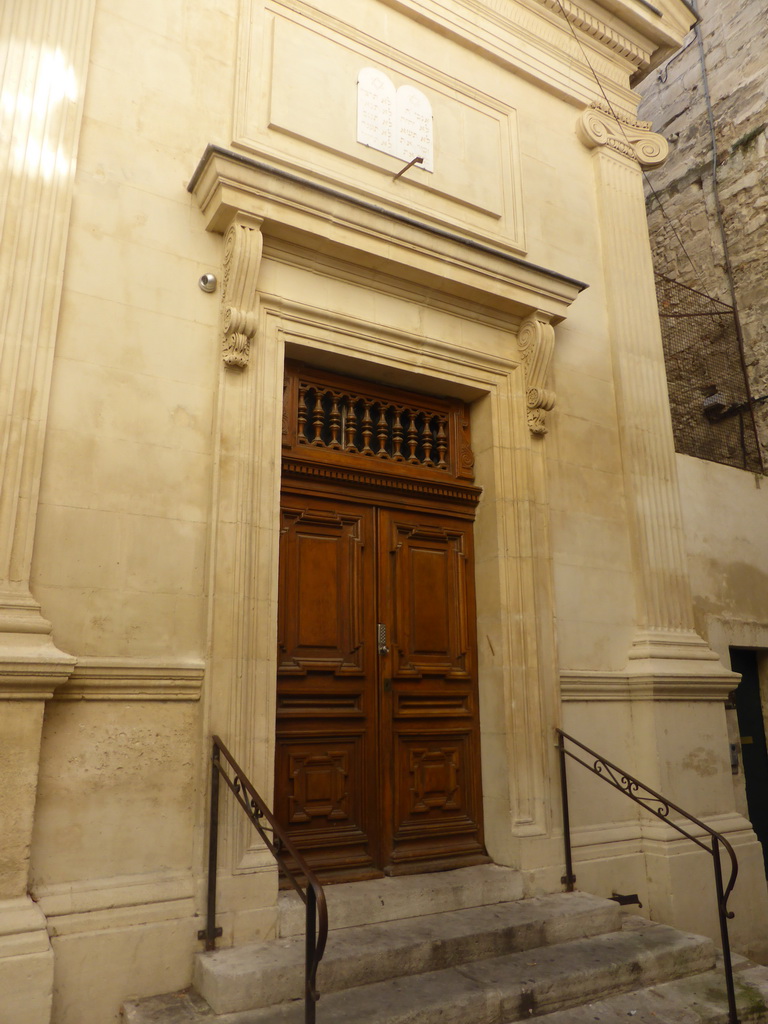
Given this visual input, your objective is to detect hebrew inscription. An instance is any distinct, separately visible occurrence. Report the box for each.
[357,68,433,172]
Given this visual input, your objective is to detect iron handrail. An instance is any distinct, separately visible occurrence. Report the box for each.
[556,728,740,1024]
[198,735,328,1024]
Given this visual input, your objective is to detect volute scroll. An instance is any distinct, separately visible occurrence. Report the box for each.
[577,101,668,169]
[517,313,556,435]
[220,213,264,368]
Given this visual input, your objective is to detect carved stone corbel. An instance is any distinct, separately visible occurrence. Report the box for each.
[577,101,668,168]
[220,213,264,368]
[517,313,556,435]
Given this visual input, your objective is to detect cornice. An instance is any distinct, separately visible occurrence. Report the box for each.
[189,146,586,323]
[530,0,651,68]
[477,0,693,70]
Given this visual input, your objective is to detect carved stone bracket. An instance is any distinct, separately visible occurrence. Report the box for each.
[517,313,556,435]
[220,214,264,368]
[577,101,668,168]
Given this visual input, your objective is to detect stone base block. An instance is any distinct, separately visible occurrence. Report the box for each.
[0,897,54,1024]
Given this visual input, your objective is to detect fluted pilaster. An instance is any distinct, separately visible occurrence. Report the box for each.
[578,103,727,686]
[0,4,94,1010]
[0,0,94,660]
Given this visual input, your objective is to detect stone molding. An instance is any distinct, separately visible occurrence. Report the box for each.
[221,214,264,368]
[32,870,195,934]
[0,631,75,700]
[0,897,51,957]
[53,658,204,701]
[517,312,556,435]
[530,0,651,68]
[565,811,753,849]
[560,668,738,702]
[577,102,668,168]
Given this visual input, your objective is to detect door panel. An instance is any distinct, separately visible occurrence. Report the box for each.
[379,508,485,872]
[275,494,486,880]
[278,505,371,676]
[275,499,379,877]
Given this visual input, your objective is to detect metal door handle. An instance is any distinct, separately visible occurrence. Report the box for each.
[377,623,389,656]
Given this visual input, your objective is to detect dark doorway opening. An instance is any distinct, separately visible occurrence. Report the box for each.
[730,648,768,878]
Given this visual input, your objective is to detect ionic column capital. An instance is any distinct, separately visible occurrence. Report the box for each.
[577,102,668,168]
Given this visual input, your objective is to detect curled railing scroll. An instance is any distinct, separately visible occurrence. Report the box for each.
[556,728,740,1024]
[199,735,328,1024]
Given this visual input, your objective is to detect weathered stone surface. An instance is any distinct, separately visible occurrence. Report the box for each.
[638,0,768,462]
[194,891,620,1014]
[277,864,525,938]
[125,914,717,1023]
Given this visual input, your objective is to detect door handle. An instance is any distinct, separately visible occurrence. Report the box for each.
[377,623,390,656]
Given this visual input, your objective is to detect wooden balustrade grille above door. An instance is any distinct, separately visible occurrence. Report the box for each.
[282,363,479,505]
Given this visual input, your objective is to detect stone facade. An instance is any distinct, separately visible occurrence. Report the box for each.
[3,2,768,1023]
[637,0,768,459]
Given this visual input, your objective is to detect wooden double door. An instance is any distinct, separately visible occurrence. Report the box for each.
[275,488,487,880]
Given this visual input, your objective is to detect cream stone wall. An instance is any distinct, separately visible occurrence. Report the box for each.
[677,456,768,655]
[5,0,768,1021]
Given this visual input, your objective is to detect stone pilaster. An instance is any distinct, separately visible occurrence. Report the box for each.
[577,102,731,694]
[574,101,754,943]
[0,1,95,1018]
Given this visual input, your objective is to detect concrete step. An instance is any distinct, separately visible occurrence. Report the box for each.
[278,864,525,937]
[122,918,715,1024]
[195,891,621,1015]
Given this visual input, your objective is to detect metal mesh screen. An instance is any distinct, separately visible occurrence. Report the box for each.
[655,273,762,474]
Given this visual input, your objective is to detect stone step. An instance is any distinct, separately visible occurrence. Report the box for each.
[278,864,525,937]
[534,954,768,1023]
[123,919,715,1024]
[195,891,621,1015]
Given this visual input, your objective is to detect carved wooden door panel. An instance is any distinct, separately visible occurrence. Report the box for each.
[275,492,486,880]
[377,507,485,873]
[275,496,380,879]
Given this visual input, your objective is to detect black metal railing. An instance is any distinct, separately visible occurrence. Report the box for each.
[198,735,328,1024]
[556,728,740,1024]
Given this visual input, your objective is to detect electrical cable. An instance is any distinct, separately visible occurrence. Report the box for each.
[552,0,713,305]
[690,5,763,470]
[553,0,764,472]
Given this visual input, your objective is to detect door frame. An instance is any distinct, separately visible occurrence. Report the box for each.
[203,294,561,928]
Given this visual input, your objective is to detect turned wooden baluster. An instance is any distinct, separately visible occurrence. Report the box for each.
[392,408,404,461]
[344,396,358,452]
[297,385,309,444]
[436,418,448,469]
[377,406,389,458]
[422,415,434,467]
[328,392,342,449]
[406,411,419,464]
[311,388,326,446]
[361,401,374,456]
